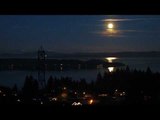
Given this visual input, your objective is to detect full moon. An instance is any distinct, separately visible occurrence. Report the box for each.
[107,23,114,29]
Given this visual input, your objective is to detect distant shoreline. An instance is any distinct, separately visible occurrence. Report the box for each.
[0,58,125,71]
[1,51,160,58]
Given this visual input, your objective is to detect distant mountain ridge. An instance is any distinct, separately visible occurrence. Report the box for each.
[0,51,160,58]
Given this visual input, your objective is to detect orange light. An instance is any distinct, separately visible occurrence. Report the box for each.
[89,99,93,105]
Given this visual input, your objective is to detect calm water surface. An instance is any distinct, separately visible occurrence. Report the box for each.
[0,57,160,88]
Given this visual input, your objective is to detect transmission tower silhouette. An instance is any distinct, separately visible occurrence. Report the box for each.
[37,46,46,89]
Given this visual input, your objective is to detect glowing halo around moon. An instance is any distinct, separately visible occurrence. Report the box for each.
[100,20,119,37]
[107,23,114,29]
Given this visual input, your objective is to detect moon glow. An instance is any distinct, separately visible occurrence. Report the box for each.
[107,23,114,29]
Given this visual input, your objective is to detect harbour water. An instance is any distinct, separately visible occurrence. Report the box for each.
[0,57,160,89]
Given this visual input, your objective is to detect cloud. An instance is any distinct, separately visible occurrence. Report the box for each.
[93,29,150,38]
[102,19,134,22]
[93,28,160,38]
[102,18,160,22]
[93,30,126,38]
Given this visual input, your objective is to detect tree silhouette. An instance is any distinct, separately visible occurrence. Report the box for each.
[46,75,54,93]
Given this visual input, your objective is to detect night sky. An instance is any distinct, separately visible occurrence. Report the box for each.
[0,15,160,53]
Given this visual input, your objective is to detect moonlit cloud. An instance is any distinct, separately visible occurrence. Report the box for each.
[94,30,126,38]
[102,19,134,22]
[102,18,160,22]
[0,15,160,53]
[94,29,160,38]
[98,16,160,38]
[96,30,155,38]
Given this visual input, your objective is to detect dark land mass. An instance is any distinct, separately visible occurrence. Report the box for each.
[0,66,159,104]
[0,66,160,116]
[1,51,160,58]
[0,58,125,71]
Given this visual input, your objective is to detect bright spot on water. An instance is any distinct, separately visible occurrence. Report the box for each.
[108,67,114,72]
[106,57,118,63]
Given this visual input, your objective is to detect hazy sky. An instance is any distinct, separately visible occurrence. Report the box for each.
[0,15,160,53]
